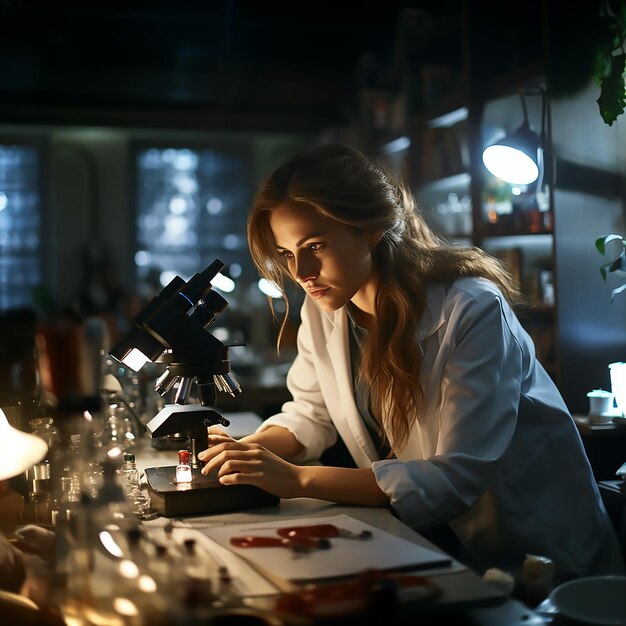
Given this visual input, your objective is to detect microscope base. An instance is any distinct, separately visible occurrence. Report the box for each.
[144,466,280,517]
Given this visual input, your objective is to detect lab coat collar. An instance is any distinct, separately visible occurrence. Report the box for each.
[416,282,448,341]
[322,281,448,339]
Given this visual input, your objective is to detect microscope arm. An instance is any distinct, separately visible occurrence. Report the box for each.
[145,404,230,469]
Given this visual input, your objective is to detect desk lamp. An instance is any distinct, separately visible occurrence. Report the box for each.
[0,408,48,481]
[109,260,278,516]
[482,89,543,186]
[0,408,48,534]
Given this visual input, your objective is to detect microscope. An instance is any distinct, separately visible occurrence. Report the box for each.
[109,260,279,517]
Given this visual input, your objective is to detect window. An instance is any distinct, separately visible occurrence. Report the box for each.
[0,140,45,311]
[133,143,253,293]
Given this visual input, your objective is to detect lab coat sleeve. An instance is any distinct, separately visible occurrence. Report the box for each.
[372,290,522,530]
[256,303,338,463]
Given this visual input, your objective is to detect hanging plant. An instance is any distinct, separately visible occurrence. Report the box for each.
[596,233,626,300]
[595,0,626,125]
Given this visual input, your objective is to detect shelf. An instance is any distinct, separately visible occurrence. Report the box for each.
[573,414,626,435]
[482,61,545,102]
[418,171,470,192]
[479,226,553,238]
[426,106,468,129]
[380,135,411,155]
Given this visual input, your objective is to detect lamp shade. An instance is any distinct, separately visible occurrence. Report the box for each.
[482,123,542,185]
[0,409,48,480]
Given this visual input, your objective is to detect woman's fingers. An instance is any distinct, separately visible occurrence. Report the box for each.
[207,426,230,437]
[218,457,263,478]
[218,471,263,486]
[198,443,303,498]
[207,434,236,448]
[199,441,259,474]
[198,435,241,463]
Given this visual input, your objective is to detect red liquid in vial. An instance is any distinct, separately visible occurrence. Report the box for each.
[176,449,192,484]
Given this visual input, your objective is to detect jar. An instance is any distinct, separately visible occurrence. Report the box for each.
[29,417,61,452]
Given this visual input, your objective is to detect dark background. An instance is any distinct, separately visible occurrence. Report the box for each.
[0,0,579,131]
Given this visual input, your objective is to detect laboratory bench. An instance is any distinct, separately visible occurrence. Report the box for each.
[136,495,545,626]
[130,430,547,626]
[4,413,555,626]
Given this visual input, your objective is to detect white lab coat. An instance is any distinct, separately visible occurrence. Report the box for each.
[258,277,624,578]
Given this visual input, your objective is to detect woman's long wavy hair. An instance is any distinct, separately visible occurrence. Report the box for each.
[248,144,521,453]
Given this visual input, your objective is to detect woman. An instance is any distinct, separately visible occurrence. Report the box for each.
[199,144,623,580]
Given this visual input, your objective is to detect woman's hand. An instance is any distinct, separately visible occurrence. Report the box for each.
[197,432,304,499]
[198,426,388,506]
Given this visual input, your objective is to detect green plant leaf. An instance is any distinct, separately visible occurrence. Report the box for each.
[596,233,625,253]
[597,53,626,125]
[594,27,617,85]
[610,250,626,272]
[610,282,626,302]
[600,261,614,280]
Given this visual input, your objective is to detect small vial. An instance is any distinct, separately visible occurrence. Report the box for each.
[175,449,192,484]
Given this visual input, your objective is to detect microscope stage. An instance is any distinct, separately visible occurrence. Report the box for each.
[144,465,280,517]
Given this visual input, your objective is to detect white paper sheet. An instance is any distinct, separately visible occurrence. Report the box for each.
[202,513,452,583]
[169,527,279,597]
